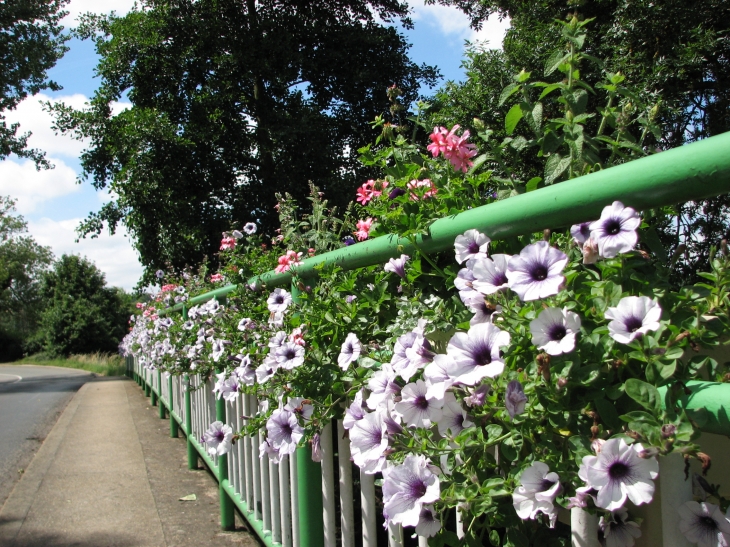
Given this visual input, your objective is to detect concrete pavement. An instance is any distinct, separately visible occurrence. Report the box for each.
[0,376,258,547]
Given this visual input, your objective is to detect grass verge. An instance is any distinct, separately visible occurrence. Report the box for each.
[15,352,127,376]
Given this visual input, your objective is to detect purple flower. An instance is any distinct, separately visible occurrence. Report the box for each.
[454,229,490,264]
[445,322,509,385]
[599,508,642,547]
[505,380,527,419]
[243,222,257,235]
[472,254,511,295]
[266,408,304,458]
[233,354,256,386]
[506,241,568,301]
[255,356,279,384]
[394,379,444,428]
[589,201,641,258]
[366,363,400,409]
[415,505,441,538]
[578,438,658,511]
[155,269,165,279]
[203,421,233,456]
[284,397,314,422]
[275,342,305,370]
[345,294,357,304]
[454,264,481,303]
[349,411,389,473]
[342,236,356,246]
[343,390,366,430]
[605,296,661,344]
[423,354,455,400]
[267,288,292,313]
[464,383,490,407]
[382,455,440,527]
[678,501,730,547]
[338,332,361,370]
[384,254,409,278]
[436,392,473,436]
[388,187,406,200]
[529,307,581,355]
[570,221,593,245]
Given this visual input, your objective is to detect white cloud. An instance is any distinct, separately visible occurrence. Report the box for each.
[28,217,143,291]
[0,157,80,214]
[62,0,138,27]
[408,1,510,48]
[4,93,89,158]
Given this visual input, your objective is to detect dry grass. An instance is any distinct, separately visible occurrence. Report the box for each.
[17,351,127,376]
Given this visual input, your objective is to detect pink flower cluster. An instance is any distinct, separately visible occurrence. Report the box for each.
[275,250,304,273]
[160,284,177,293]
[407,179,437,201]
[210,273,224,283]
[427,125,478,173]
[220,236,236,251]
[354,218,374,241]
[356,179,389,205]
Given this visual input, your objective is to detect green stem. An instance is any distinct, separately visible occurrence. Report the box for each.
[597,94,614,137]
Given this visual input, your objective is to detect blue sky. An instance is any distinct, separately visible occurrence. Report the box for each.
[0,0,508,291]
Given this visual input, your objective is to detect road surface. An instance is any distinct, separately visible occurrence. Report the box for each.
[0,365,94,509]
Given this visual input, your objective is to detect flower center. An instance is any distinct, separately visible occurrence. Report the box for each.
[608,461,631,480]
[284,349,296,360]
[539,479,556,492]
[275,296,284,304]
[215,431,225,442]
[281,423,292,436]
[414,395,429,410]
[468,241,480,254]
[624,316,644,333]
[699,516,718,531]
[494,273,508,286]
[548,324,567,340]
[410,479,427,499]
[472,343,493,366]
[605,219,622,236]
[531,264,548,281]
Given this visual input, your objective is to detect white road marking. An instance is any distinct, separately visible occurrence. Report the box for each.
[0,374,22,384]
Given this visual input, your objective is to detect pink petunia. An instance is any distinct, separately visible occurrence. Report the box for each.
[354,218,374,241]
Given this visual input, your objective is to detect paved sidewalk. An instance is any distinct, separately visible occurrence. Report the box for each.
[0,377,258,547]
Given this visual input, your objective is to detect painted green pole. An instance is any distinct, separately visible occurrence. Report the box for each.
[291,280,325,547]
[169,374,178,438]
[184,374,197,470]
[158,369,166,418]
[658,381,730,436]
[216,367,235,531]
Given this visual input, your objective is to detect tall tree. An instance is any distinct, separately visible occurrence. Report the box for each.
[0,197,53,360]
[34,254,129,356]
[0,0,69,166]
[52,0,438,284]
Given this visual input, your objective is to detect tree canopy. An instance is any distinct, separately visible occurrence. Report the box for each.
[52,0,438,284]
[0,0,69,166]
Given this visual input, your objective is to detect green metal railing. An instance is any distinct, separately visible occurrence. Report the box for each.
[139,131,730,546]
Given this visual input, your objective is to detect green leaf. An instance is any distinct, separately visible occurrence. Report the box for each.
[594,397,622,430]
[498,83,521,106]
[544,153,571,184]
[538,83,563,100]
[624,378,662,413]
[526,177,542,192]
[545,50,569,76]
[505,103,524,135]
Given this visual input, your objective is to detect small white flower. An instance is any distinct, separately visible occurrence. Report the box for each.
[349,411,389,474]
[243,222,257,235]
[384,254,409,278]
[203,421,233,456]
[512,461,561,528]
[255,356,279,384]
[678,501,730,547]
[454,229,490,264]
[600,508,642,547]
[338,332,361,370]
[266,408,304,458]
[472,254,511,294]
[382,454,440,527]
[578,438,658,511]
[506,241,568,301]
[267,288,292,313]
[589,201,640,258]
[238,317,253,331]
[275,342,305,370]
[284,397,314,422]
[394,380,444,428]
[415,505,441,538]
[605,296,662,344]
[530,307,581,355]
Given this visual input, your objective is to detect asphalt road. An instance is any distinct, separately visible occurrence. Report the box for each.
[0,365,94,509]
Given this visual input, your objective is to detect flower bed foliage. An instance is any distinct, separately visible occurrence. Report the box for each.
[121,19,730,547]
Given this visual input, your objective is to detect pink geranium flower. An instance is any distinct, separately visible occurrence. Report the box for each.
[427,125,478,173]
[275,250,304,273]
[210,273,224,283]
[407,179,438,201]
[354,217,374,241]
[220,236,236,251]
[356,180,389,205]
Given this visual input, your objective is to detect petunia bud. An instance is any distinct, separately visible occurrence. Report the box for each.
[505,381,528,419]
[661,424,677,438]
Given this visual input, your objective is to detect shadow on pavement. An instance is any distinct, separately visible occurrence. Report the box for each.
[0,375,93,395]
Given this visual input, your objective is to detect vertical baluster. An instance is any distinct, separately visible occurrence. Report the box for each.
[337,420,355,547]
[261,430,272,531]
[290,447,300,547]
[253,397,262,521]
[320,421,336,547]
[271,459,281,542]
[360,470,377,547]
[387,522,403,547]
[571,508,600,547]
[243,395,253,508]
[279,454,292,547]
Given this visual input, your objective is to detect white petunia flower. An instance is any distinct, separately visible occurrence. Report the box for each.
[445,322,509,385]
[423,353,455,400]
[415,505,441,538]
[384,254,409,278]
[343,390,366,430]
[255,356,279,384]
[203,421,233,456]
[512,461,561,528]
[506,241,568,301]
[678,501,730,547]
[605,296,662,344]
[454,229,490,264]
[600,508,642,547]
[505,380,527,419]
[472,254,511,295]
[382,454,440,527]
[349,411,389,474]
[338,332,361,370]
[284,397,314,422]
[571,221,593,245]
[243,222,257,235]
[366,363,400,410]
[589,201,640,258]
[275,342,305,370]
[578,438,659,511]
[394,380,444,428]
[530,307,582,355]
[266,408,304,459]
[267,288,292,313]
[436,392,473,437]
[233,354,256,386]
